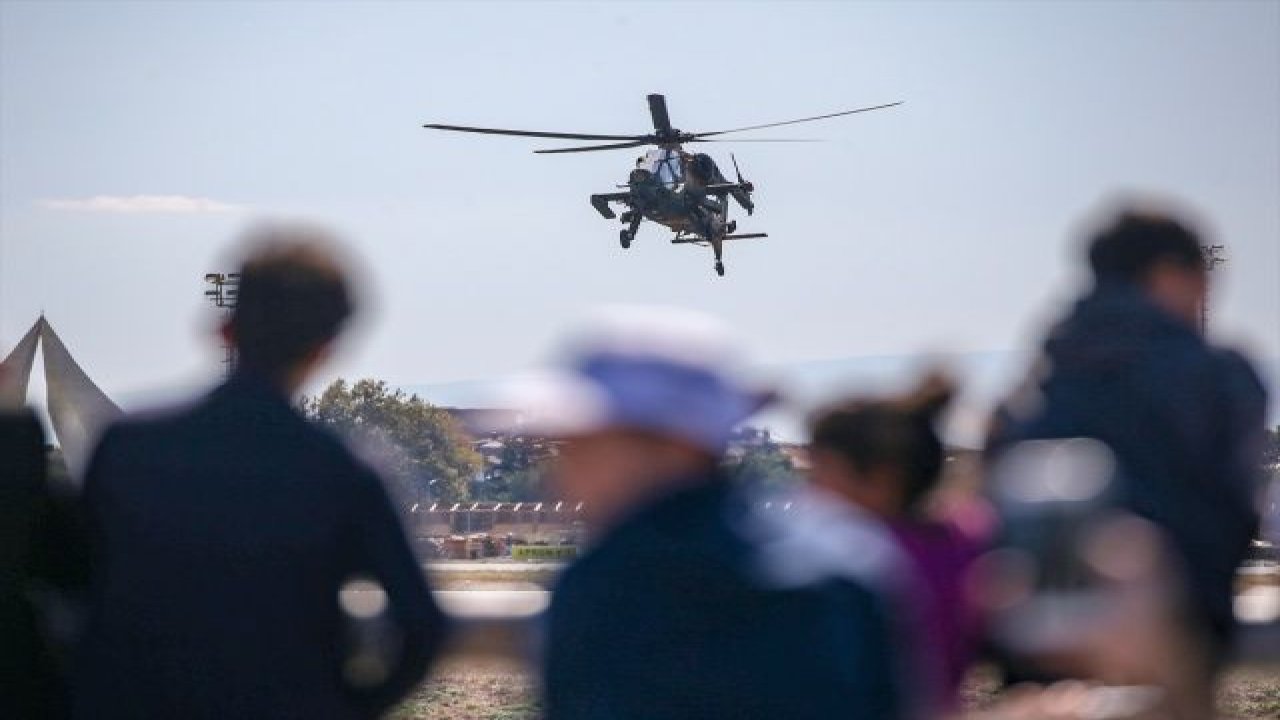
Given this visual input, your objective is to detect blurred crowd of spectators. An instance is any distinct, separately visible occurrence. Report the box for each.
[1,203,1271,719]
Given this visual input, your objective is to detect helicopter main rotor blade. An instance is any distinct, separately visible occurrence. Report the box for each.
[534,140,652,154]
[691,101,903,138]
[690,138,823,143]
[423,123,643,142]
[648,94,673,135]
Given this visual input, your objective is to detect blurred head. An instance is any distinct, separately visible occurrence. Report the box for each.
[508,305,768,529]
[553,428,718,531]
[807,373,954,519]
[1086,207,1208,328]
[225,224,354,391]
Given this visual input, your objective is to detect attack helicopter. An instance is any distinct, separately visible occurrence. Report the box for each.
[424,94,901,276]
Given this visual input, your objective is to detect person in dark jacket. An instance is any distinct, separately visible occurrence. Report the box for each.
[988,206,1269,678]
[73,228,447,719]
[514,306,908,720]
[1,408,77,719]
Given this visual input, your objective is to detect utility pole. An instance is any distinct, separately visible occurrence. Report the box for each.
[203,273,240,377]
[1199,245,1225,335]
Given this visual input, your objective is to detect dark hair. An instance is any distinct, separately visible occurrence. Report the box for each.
[809,374,954,513]
[1087,209,1205,283]
[230,228,353,378]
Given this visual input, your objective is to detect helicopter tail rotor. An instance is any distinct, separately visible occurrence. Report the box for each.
[730,153,753,192]
[729,153,756,215]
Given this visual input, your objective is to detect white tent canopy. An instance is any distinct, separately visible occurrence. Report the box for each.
[0,317,121,478]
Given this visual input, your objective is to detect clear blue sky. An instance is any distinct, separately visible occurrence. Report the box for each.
[2,1,1277,431]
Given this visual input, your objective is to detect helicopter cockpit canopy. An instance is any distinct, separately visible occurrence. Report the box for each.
[637,148,684,189]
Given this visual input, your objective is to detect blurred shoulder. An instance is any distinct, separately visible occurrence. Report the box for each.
[0,409,45,483]
[93,395,205,448]
[558,487,745,602]
[0,407,43,439]
[1212,347,1268,392]
[737,485,908,596]
[1210,347,1269,428]
[1153,341,1270,412]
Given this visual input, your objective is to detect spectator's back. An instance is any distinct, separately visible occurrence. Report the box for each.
[74,229,446,720]
[2,409,73,719]
[546,478,903,720]
[990,207,1268,669]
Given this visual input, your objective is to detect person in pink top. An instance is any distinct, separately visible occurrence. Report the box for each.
[807,374,991,713]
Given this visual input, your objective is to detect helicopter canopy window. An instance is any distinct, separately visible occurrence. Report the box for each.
[639,148,684,188]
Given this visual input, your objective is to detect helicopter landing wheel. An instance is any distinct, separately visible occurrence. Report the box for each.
[714,261,725,277]
[726,221,737,234]
[620,229,633,249]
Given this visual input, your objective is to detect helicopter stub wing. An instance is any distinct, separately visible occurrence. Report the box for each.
[702,182,756,216]
[702,182,754,195]
[590,192,630,219]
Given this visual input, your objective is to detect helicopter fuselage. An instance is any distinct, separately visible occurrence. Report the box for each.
[628,165,725,234]
[590,147,764,275]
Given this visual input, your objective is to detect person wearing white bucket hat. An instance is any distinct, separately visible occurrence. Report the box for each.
[519,306,907,720]
[505,305,770,532]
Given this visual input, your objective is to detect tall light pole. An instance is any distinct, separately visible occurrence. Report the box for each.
[204,273,240,377]
[1199,244,1225,335]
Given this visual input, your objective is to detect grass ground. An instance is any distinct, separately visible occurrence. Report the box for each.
[407,567,1278,719]
[391,660,538,720]
[959,665,1280,718]
[394,661,1279,720]
[1216,666,1280,719]
[426,567,559,591]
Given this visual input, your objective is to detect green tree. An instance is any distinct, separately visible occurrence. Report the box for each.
[723,427,797,489]
[477,435,553,502]
[300,379,482,503]
[1264,425,1279,468]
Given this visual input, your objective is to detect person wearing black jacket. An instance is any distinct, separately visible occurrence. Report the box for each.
[989,206,1269,679]
[518,306,909,720]
[73,229,447,719]
[1,408,75,719]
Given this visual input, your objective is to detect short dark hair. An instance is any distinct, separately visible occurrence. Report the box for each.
[230,228,353,377]
[1087,209,1205,283]
[808,374,953,514]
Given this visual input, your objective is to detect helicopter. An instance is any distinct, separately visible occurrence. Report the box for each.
[424,94,901,276]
